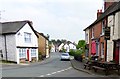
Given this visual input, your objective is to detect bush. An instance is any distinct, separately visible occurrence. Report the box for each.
[74,50,83,62]
[69,49,84,62]
[69,49,76,56]
[74,50,83,56]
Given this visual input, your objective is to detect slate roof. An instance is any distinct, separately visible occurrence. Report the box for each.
[2,21,27,34]
[83,1,120,31]
[1,20,38,37]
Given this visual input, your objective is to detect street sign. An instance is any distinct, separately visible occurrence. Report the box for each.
[105,27,110,40]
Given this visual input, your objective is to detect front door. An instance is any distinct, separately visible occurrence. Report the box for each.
[27,49,29,61]
[115,47,119,63]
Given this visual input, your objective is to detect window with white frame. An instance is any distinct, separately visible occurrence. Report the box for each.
[101,20,105,35]
[101,43,104,58]
[85,33,88,43]
[31,48,36,57]
[92,28,94,38]
[24,32,31,43]
[19,48,26,58]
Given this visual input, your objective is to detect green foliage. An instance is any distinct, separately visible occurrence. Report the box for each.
[74,50,83,56]
[69,49,83,57]
[50,39,67,45]
[76,40,86,54]
[69,49,76,56]
[77,40,86,49]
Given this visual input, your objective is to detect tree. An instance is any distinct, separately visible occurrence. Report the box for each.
[56,39,62,46]
[77,40,86,49]
[76,40,86,54]
[61,39,67,43]
[51,39,56,45]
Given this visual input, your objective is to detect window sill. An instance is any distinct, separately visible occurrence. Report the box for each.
[100,34,104,37]
[91,37,94,39]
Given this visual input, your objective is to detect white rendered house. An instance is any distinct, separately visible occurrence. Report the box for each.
[1,20,38,64]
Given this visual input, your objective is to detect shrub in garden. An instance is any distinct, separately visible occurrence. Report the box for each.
[69,49,76,56]
[74,50,83,62]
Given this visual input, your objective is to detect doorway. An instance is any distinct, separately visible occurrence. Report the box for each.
[27,49,29,61]
[114,41,119,64]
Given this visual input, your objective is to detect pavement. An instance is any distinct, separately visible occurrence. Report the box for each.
[70,59,120,77]
[0,59,47,70]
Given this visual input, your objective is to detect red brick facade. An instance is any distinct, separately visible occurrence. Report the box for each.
[87,9,108,61]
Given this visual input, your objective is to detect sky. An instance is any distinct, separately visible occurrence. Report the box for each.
[0,0,104,43]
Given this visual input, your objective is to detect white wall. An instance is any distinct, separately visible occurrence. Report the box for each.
[107,41,114,61]
[107,11,120,62]
[64,44,69,52]
[50,43,55,52]
[15,23,38,47]
[69,43,76,50]
[5,34,16,62]
[118,12,120,39]
[58,43,64,51]
[107,15,114,62]
[46,40,49,58]
[113,11,120,40]
[0,35,5,59]
[15,23,38,63]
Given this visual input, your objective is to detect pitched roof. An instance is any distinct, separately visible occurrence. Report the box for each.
[35,31,49,40]
[1,20,38,37]
[83,1,120,31]
[2,21,27,34]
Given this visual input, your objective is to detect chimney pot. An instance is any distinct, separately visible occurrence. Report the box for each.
[97,9,103,18]
[97,10,99,13]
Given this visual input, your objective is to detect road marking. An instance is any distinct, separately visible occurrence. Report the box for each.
[60,69,65,72]
[51,72,57,74]
[39,75,44,77]
[38,67,72,77]
[57,70,61,73]
[46,74,51,76]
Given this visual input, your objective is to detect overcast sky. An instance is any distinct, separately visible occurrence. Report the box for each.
[0,0,104,43]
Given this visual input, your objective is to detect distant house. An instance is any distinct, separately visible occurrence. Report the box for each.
[50,43,55,53]
[64,43,70,52]
[58,42,76,52]
[58,43,64,51]
[69,43,76,50]
[0,20,38,64]
[36,32,50,59]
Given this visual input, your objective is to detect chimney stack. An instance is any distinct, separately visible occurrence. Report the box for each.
[97,9,103,18]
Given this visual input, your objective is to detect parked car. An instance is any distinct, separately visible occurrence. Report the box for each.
[60,53,70,61]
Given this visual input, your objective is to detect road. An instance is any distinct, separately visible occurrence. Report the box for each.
[2,52,95,77]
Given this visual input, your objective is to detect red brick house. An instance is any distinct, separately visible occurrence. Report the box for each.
[84,10,107,61]
[84,1,116,61]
